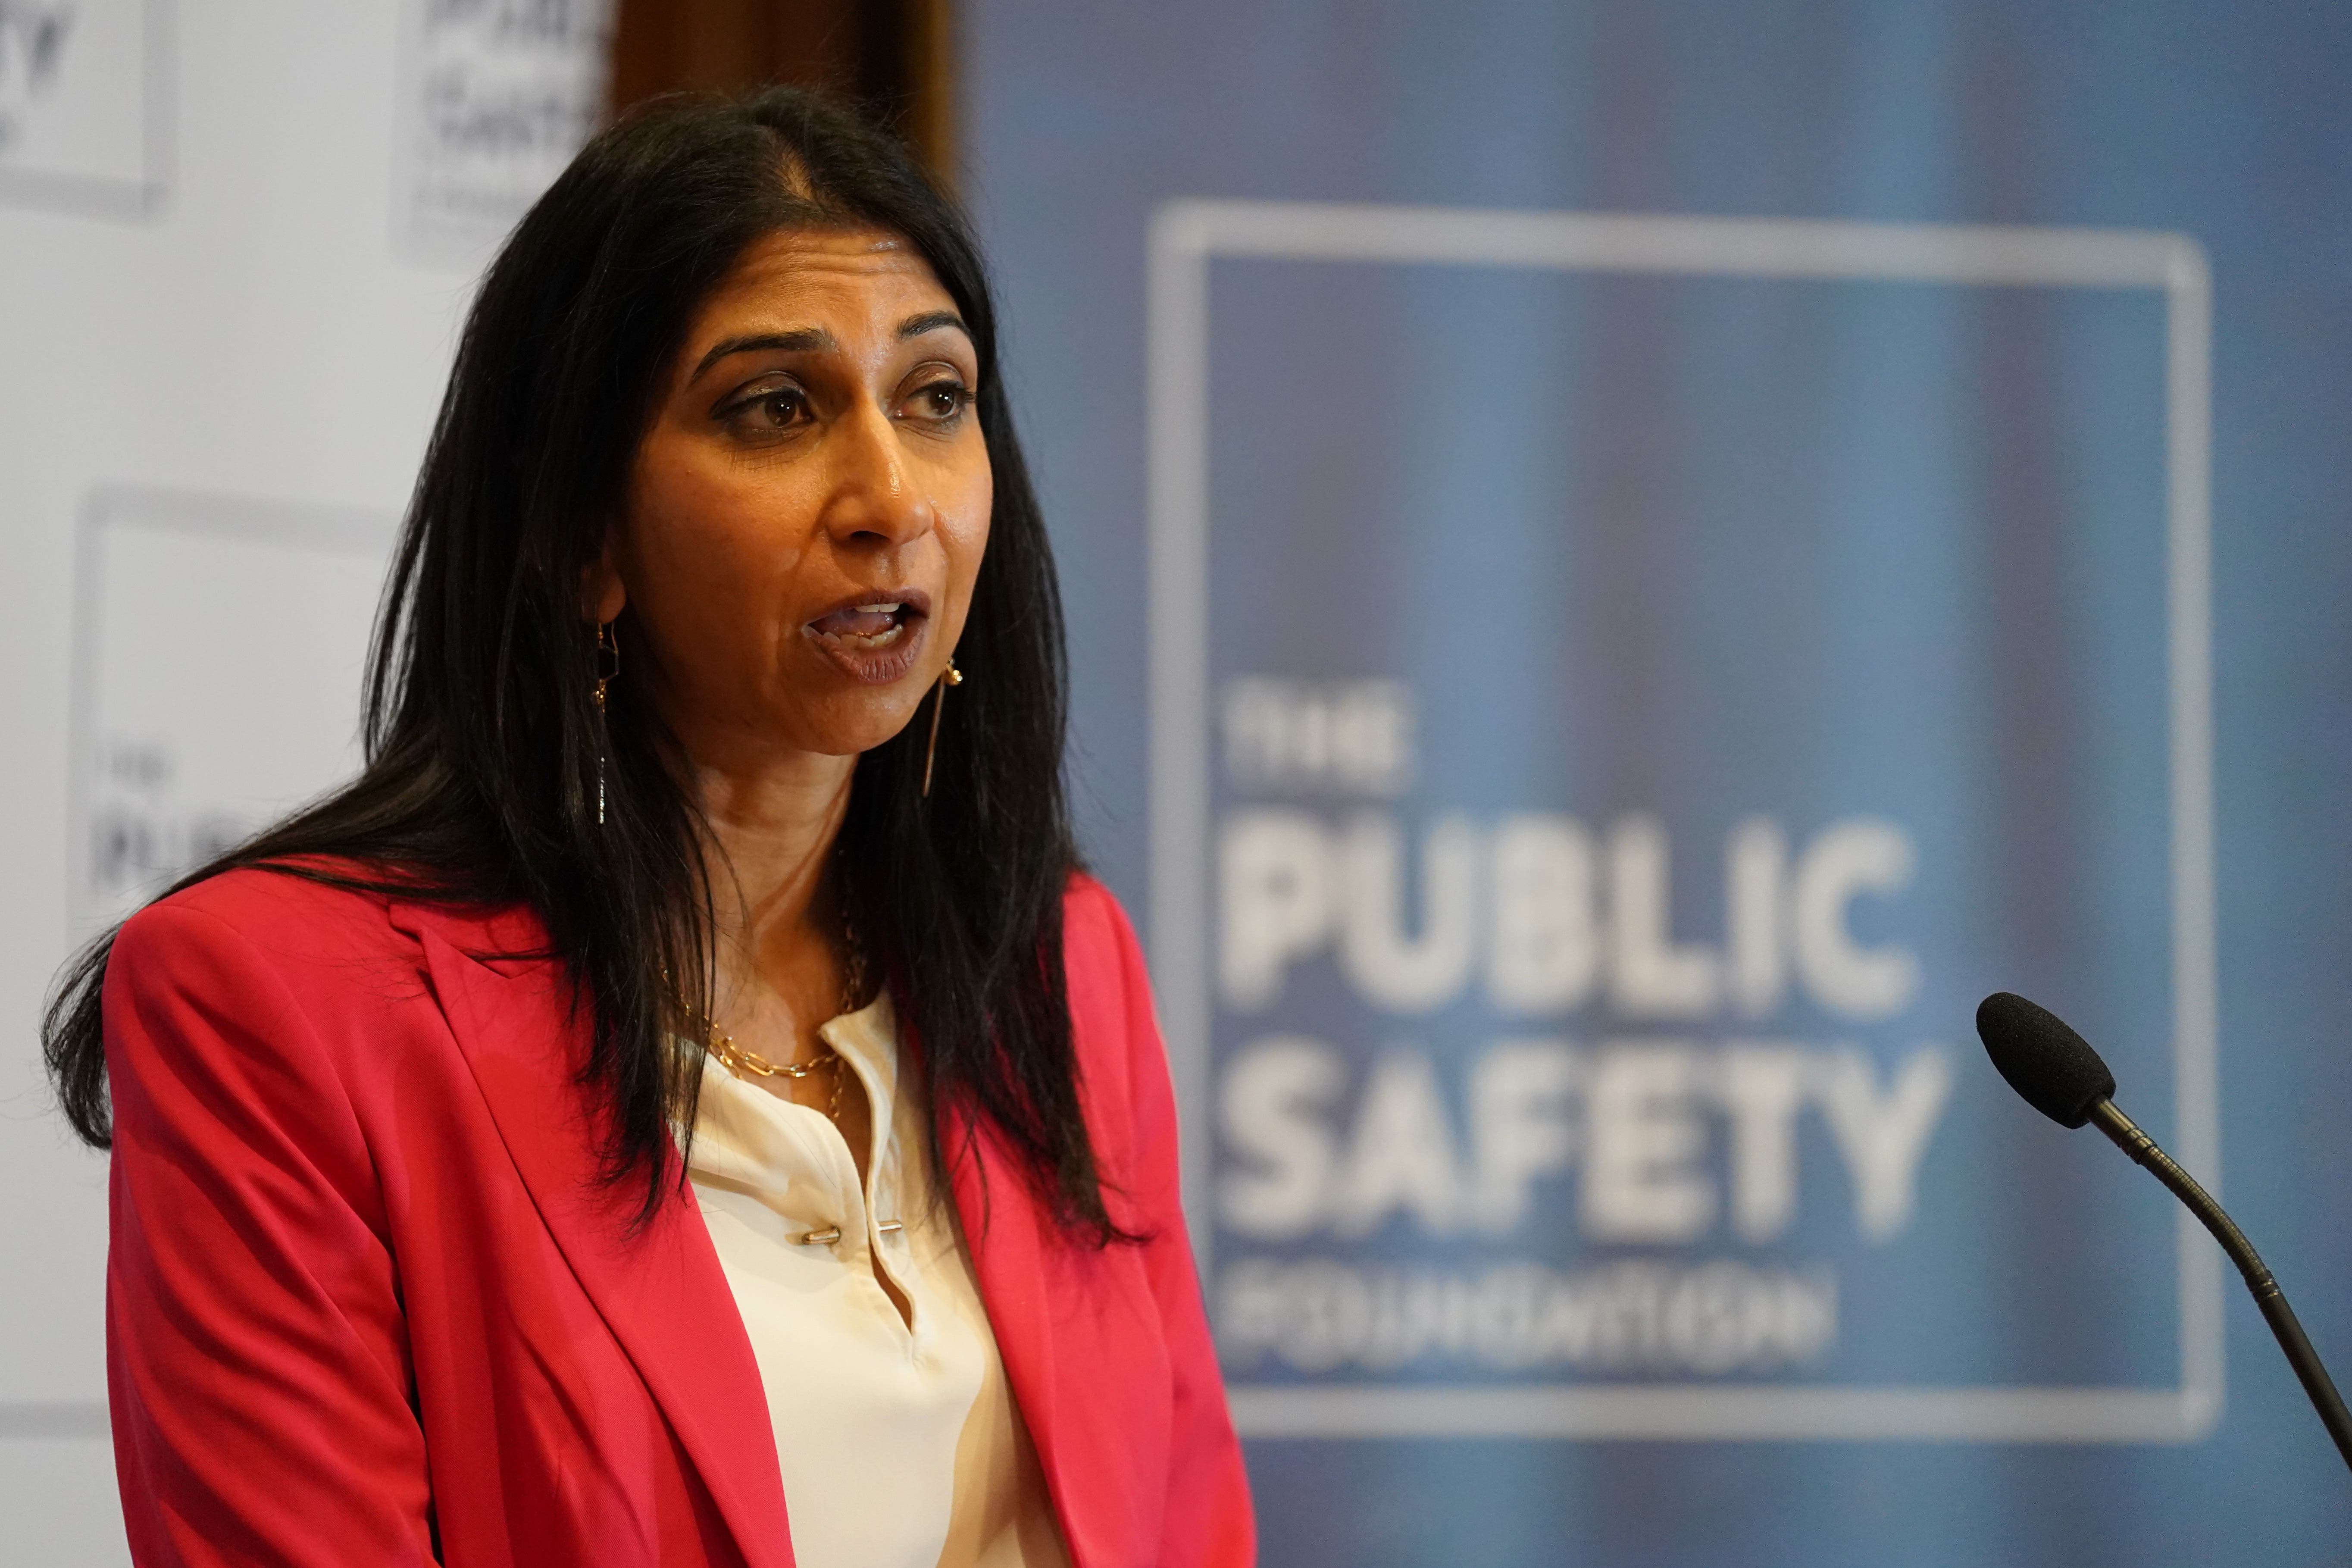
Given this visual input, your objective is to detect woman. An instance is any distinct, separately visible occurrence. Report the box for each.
[44,88,1253,1568]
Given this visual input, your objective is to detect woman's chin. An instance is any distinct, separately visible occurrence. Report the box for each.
[781,689,932,759]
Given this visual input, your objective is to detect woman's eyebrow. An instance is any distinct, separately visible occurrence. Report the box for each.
[686,312,968,387]
[687,327,833,385]
[898,310,969,341]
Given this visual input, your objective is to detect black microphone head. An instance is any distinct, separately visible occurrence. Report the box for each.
[1975,992,2117,1129]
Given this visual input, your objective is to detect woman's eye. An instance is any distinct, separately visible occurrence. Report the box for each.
[722,384,810,433]
[905,379,973,423]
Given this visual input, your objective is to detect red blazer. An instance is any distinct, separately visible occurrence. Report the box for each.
[102,867,1253,1568]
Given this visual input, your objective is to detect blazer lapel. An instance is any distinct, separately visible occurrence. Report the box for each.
[401,908,793,1568]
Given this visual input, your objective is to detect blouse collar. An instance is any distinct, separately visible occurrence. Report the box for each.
[681,989,900,1192]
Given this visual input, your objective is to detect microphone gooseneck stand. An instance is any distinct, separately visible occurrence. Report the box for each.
[2084,1097,2352,1471]
[1975,991,2352,1476]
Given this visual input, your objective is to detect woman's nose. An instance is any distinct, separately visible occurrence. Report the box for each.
[819,403,934,548]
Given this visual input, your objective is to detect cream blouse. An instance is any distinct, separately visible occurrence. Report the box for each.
[681,991,1070,1568]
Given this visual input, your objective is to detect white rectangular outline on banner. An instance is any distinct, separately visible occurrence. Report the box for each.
[66,486,395,937]
[0,0,174,221]
[1145,200,2218,1443]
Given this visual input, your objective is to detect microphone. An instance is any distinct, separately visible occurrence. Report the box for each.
[1976,992,2352,1472]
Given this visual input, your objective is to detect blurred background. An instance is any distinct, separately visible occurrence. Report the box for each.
[5,2,2352,1563]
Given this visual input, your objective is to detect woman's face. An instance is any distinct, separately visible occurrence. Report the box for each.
[594,225,991,768]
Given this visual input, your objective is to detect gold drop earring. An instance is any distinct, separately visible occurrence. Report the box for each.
[921,657,963,798]
[593,620,619,825]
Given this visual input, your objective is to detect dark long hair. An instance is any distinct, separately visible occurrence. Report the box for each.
[43,88,1116,1239]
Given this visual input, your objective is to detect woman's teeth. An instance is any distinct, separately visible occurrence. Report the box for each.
[810,603,908,646]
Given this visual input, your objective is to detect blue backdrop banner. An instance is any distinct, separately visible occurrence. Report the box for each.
[970,3,2352,1563]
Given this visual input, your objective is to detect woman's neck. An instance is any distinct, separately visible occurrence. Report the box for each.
[693,749,860,1003]
[688,748,882,1188]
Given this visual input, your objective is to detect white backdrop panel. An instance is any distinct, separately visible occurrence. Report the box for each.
[0,2,603,1557]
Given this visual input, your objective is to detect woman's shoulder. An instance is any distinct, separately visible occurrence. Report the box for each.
[103,864,555,1106]
[110,862,537,1004]
[1056,870,1166,1073]
[119,863,403,962]
[101,869,438,1106]
[1058,870,1146,986]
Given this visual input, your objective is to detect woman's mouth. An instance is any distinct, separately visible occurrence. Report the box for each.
[812,602,910,647]
[804,591,930,683]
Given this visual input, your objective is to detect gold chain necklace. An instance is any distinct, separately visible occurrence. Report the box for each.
[692,902,869,1126]
[702,1025,848,1123]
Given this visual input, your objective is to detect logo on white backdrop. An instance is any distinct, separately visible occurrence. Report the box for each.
[72,489,393,934]
[0,0,165,215]
[394,0,613,260]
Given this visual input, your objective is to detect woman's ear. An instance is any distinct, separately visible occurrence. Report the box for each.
[580,532,627,624]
